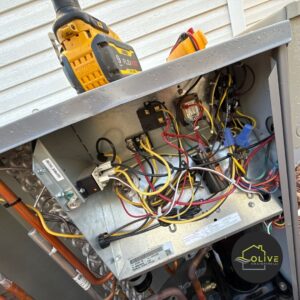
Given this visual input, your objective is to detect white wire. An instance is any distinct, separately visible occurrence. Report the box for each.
[109,176,137,192]
[111,165,262,218]
[163,170,186,216]
[33,186,46,208]
[188,167,262,197]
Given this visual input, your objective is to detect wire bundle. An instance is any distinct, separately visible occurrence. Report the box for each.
[97,91,279,243]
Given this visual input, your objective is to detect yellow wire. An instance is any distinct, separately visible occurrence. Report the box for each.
[145,136,158,184]
[27,205,84,239]
[115,142,172,197]
[216,74,232,127]
[236,110,257,128]
[201,104,215,134]
[229,146,246,175]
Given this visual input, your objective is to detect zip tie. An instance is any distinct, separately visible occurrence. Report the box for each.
[230,178,236,184]
[3,198,21,208]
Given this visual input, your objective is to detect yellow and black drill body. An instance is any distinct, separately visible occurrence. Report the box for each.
[51,0,141,93]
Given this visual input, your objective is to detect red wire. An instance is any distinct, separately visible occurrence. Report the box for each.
[118,134,275,215]
[118,195,149,218]
[161,118,190,165]
[163,132,199,142]
[243,135,275,169]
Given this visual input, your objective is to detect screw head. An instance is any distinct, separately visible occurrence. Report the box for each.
[37,168,46,175]
[279,281,287,291]
[248,201,255,208]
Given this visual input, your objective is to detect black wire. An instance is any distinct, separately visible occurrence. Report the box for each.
[107,224,160,242]
[141,153,232,172]
[237,134,274,151]
[108,217,149,236]
[43,213,74,233]
[96,137,116,163]
[184,76,202,96]
[236,64,255,96]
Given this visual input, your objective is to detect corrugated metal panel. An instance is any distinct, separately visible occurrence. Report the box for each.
[0,0,231,121]
[244,0,294,26]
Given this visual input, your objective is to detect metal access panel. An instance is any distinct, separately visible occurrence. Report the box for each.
[29,21,295,282]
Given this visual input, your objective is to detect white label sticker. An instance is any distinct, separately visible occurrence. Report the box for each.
[73,273,91,291]
[183,212,241,246]
[129,242,173,271]
[42,158,64,182]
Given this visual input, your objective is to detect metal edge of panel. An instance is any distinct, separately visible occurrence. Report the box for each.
[0,20,291,154]
[269,54,299,297]
[275,45,300,297]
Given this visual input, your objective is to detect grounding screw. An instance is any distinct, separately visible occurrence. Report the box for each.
[248,201,255,208]
[279,281,287,291]
[36,168,46,175]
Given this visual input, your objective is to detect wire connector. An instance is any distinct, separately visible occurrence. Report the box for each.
[235,124,253,148]
[92,162,115,191]
[223,127,235,147]
[98,233,111,249]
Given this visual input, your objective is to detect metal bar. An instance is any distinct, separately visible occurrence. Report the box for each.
[0,21,291,154]
[275,44,300,297]
[268,54,299,298]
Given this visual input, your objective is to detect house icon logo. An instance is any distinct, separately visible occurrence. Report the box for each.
[231,232,282,284]
[235,244,266,271]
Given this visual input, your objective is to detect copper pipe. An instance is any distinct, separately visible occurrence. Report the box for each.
[0,273,32,300]
[164,260,179,275]
[0,181,112,286]
[104,277,116,300]
[188,247,209,300]
[146,287,187,300]
[28,229,102,300]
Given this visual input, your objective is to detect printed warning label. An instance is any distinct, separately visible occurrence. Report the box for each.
[129,242,173,271]
[42,158,64,182]
[184,212,241,246]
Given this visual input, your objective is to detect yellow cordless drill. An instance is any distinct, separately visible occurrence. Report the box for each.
[50,0,141,93]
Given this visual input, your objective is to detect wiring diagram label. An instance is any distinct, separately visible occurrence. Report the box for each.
[183,213,241,246]
[129,242,173,271]
[42,158,64,182]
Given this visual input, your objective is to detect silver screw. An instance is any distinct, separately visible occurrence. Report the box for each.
[79,188,85,194]
[248,201,255,208]
[36,168,46,175]
[279,281,287,291]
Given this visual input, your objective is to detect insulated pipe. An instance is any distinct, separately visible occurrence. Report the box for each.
[188,247,209,300]
[0,180,112,286]
[0,273,33,300]
[28,230,102,300]
[146,287,187,300]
